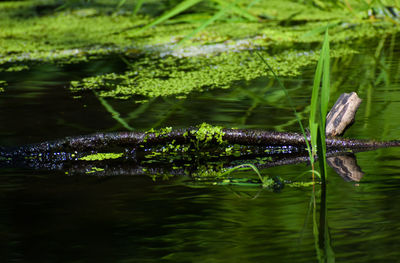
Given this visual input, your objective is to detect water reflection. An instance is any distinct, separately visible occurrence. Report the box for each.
[1,34,400,262]
[327,154,364,182]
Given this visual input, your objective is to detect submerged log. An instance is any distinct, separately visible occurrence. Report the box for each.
[2,128,399,156]
[0,92,397,180]
[0,91,398,159]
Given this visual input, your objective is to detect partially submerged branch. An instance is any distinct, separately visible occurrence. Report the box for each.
[5,127,399,156]
[0,93,398,182]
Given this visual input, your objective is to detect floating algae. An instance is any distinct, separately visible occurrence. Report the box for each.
[70,48,355,100]
[0,80,6,92]
[0,0,397,68]
[79,152,124,161]
[1,0,399,103]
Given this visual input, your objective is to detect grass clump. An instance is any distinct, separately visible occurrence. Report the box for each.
[309,30,330,181]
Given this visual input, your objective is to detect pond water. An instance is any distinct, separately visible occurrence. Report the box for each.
[1,35,400,262]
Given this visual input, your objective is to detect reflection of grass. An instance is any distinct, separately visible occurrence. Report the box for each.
[218,163,275,188]
[94,90,134,131]
[312,186,335,263]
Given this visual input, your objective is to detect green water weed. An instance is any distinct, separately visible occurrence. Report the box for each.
[310,30,330,181]
[79,152,124,161]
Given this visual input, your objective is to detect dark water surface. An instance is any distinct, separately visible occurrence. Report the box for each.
[1,35,400,262]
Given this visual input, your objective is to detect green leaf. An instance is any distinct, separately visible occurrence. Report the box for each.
[116,0,127,9]
[134,0,203,35]
[133,0,145,16]
[320,30,330,129]
[210,0,259,21]
[309,39,324,155]
[177,5,227,45]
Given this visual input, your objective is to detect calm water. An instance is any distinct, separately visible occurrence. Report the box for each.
[1,35,400,262]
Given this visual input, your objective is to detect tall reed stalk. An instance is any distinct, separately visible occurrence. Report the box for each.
[310,30,330,181]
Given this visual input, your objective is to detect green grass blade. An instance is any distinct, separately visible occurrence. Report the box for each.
[245,0,261,9]
[320,30,330,179]
[210,0,259,21]
[320,30,330,128]
[309,46,323,155]
[317,127,327,182]
[116,0,127,9]
[177,0,261,45]
[310,28,330,158]
[301,21,340,39]
[134,0,202,35]
[177,6,227,46]
[132,0,145,16]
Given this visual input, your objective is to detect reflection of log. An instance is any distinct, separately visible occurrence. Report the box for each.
[0,147,371,177]
[327,154,364,182]
[326,92,362,136]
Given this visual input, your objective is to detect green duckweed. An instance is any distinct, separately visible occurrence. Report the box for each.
[191,122,225,144]
[0,0,397,73]
[79,152,124,161]
[0,80,6,92]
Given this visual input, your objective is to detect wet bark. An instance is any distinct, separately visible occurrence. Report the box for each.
[3,128,399,156]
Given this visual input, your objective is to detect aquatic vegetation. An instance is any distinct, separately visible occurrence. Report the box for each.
[0,0,397,70]
[216,163,280,188]
[0,80,6,92]
[1,0,398,109]
[310,30,331,181]
[0,65,29,72]
[190,122,225,144]
[85,166,106,174]
[70,48,353,100]
[79,152,124,161]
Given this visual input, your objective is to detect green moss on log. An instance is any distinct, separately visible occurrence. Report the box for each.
[79,152,124,161]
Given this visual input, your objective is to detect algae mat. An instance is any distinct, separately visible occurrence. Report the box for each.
[1,0,399,100]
